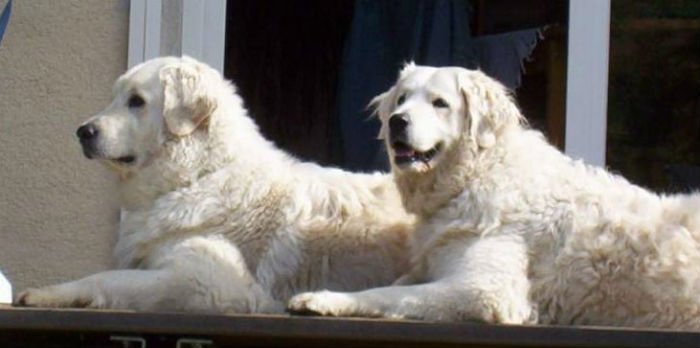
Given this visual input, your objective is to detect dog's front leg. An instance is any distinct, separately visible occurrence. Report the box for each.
[289,280,535,323]
[16,269,176,310]
[289,234,536,324]
[289,281,467,321]
[17,236,284,314]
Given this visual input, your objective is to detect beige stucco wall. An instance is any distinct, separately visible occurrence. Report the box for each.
[0,0,129,293]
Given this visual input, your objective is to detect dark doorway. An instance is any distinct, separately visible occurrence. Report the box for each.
[224,0,354,166]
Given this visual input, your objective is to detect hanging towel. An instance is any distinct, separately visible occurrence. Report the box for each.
[471,28,543,90]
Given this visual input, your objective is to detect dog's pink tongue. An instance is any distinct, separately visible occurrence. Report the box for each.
[395,148,415,157]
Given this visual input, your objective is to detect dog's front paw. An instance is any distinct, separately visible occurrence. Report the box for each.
[287,290,358,317]
[16,287,59,307]
[15,287,92,308]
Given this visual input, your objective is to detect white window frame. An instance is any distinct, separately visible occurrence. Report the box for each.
[130,0,611,167]
[180,0,227,73]
[128,0,161,68]
[128,0,226,72]
[564,0,611,167]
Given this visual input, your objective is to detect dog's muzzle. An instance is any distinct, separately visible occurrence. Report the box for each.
[75,123,137,164]
[387,114,442,166]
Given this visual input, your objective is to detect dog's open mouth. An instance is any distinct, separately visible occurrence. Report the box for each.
[391,141,442,165]
[81,146,136,165]
[114,155,136,164]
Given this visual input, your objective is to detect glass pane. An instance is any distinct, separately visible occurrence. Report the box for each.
[607,0,700,191]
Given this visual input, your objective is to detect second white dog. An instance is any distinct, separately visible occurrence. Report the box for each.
[289,64,700,329]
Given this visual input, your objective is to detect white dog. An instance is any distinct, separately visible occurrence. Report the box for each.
[289,64,700,329]
[16,56,414,314]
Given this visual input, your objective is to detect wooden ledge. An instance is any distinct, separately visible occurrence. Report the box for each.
[0,305,699,347]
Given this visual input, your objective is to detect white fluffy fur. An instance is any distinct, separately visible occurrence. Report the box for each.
[16,56,414,314]
[288,65,700,329]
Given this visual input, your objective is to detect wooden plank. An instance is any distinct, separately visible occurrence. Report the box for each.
[1,306,700,347]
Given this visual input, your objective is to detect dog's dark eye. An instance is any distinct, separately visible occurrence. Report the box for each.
[397,94,406,105]
[432,98,449,108]
[127,94,145,109]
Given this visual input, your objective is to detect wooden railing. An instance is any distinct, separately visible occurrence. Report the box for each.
[1,306,699,348]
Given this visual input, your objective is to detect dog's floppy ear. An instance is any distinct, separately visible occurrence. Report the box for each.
[458,70,523,149]
[368,88,395,140]
[369,62,419,140]
[369,62,416,140]
[159,61,217,136]
[399,61,417,79]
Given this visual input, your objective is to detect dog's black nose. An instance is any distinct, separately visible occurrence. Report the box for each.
[389,114,409,135]
[76,124,98,141]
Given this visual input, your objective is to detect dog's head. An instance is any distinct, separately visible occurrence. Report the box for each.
[371,64,523,174]
[76,56,219,175]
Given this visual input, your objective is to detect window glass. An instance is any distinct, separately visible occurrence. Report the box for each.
[607,0,700,191]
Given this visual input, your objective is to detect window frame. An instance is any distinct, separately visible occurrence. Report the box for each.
[128,0,226,72]
[564,0,611,167]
